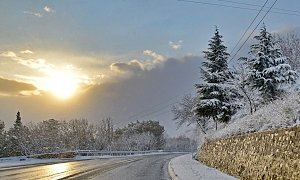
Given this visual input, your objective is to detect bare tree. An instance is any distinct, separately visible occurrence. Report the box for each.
[276,32,300,71]
[233,61,262,114]
[172,94,209,134]
[94,118,114,150]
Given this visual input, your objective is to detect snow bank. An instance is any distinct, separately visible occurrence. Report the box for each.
[211,93,300,139]
[168,154,236,180]
[74,151,184,160]
[0,156,65,168]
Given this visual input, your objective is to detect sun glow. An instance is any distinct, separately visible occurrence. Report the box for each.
[44,70,79,99]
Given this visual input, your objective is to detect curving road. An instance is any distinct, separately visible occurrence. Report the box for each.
[0,154,183,180]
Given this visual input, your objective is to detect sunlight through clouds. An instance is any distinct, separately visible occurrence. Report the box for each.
[20,50,34,54]
[0,50,93,99]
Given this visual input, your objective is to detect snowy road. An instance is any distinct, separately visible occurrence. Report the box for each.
[0,154,182,180]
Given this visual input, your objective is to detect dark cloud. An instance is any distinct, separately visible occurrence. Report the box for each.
[110,60,145,73]
[72,55,203,135]
[0,77,37,94]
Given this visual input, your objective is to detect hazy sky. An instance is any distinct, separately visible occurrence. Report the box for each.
[0,0,300,136]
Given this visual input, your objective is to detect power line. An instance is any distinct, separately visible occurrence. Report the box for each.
[229,0,269,55]
[229,0,278,62]
[176,0,300,17]
[126,87,194,122]
[215,0,300,15]
[134,102,175,121]
[144,109,171,120]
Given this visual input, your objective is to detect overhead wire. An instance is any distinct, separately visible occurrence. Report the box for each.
[229,0,269,56]
[215,0,300,15]
[176,0,300,17]
[125,87,195,122]
[229,0,278,62]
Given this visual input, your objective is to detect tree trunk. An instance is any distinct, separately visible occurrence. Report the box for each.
[240,86,253,114]
[213,116,217,130]
[196,120,207,134]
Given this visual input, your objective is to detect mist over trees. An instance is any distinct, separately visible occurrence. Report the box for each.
[164,135,197,152]
[113,120,165,151]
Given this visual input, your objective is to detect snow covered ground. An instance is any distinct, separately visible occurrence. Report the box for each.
[0,156,66,168]
[74,151,183,160]
[211,93,300,139]
[168,154,237,180]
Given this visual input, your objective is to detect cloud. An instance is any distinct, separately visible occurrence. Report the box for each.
[1,51,54,72]
[0,50,54,72]
[110,50,168,76]
[0,77,37,96]
[43,6,55,13]
[143,50,165,62]
[19,58,55,72]
[23,11,42,18]
[0,51,17,58]
[20,50,34,54]
[110,59,145,73]
[169,40,183,50]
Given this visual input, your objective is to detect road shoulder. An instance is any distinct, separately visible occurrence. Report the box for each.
[168,154,237,180]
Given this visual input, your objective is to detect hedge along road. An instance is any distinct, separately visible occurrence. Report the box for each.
[0,153,184,180]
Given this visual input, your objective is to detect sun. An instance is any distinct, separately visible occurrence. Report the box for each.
[44,70,79,99]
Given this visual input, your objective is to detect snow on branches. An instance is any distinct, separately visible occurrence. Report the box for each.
[193,27,240,130]
[242,25,297,101]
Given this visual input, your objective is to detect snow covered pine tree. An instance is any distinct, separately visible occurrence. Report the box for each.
[193,27,239,130]
[244,24,297,101]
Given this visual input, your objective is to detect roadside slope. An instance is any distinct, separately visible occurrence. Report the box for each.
[169,154,236,180]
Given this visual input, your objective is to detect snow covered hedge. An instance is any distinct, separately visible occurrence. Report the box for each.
[211,93,300,139]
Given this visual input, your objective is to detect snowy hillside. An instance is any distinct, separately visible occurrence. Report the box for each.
[211,93,300,139]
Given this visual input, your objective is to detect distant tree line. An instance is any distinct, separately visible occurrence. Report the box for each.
[0,112,194,158]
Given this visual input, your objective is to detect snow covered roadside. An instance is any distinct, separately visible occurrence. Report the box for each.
[168,154,237,180]
[0,156,67,168]
[74,151,185,160]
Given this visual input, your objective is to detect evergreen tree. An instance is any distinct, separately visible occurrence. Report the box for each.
[0,120,6,157]
[7,111,24,156]
[193,27,239,130]
[245,25,296,100]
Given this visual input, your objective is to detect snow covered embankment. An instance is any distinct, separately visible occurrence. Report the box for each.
[212,93,300,139]
[168,154,236,180]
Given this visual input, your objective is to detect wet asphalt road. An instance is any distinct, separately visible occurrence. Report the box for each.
[0,154,183,180]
